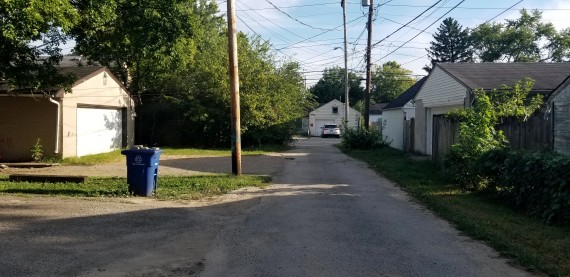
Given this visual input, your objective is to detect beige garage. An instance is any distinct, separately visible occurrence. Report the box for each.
[0,66,135,162]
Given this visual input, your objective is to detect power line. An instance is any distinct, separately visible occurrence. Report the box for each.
[277,14,367,51]
[374,0,466,63]
[265,0,334,31]
[484,0,523,24]
[379,17,434,35]
[236,3,329,58]
[235,2,350,12]
[371,0,444,49]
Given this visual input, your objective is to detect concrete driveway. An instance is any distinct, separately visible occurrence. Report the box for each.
[0,138,531,276]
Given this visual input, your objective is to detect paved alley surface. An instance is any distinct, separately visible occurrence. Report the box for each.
[0,138,531,276]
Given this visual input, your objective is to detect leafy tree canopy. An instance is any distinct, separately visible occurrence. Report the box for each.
[371,61,416,103]
[71,0,220,94]
[424,17,472,72]
[471,9,558,62]
[309,66,364,105]
[0,0,78,92]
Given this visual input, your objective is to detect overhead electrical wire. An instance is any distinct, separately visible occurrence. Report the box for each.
[483,0,523,24]
[371,0,444,48]
[277,14,367,51]
[236,2,328,58]
[374,0,467,63]
[265,0,334,31]
[375,0,525,69]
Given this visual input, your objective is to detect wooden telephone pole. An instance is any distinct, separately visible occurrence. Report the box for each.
[227,0,242,175]
[342,0,349,125]
[364,0,373,130]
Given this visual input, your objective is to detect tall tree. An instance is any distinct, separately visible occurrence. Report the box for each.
[371,61,416,103]
[310,67,364,105]
[471,9,557,62]
[0,0,78,92]
[71,0,211,94]
[424,17,472,72]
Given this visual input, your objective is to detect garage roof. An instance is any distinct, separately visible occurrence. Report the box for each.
[437,63,570,94]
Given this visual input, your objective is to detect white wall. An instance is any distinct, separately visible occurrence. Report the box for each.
[414,66,468,155]
[309,100,360,136]
[415,66,467,107]
[62,69,134,158]
[383,109,405,150]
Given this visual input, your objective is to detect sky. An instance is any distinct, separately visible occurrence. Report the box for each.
[214,0,570,86]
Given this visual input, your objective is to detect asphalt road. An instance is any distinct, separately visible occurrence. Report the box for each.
[0,138,531,276]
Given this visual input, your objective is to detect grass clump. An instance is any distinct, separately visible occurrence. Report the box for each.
[0,175,270,200]
[340,146,570,277]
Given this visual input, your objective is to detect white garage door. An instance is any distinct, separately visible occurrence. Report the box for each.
[314,119,335,136]
[77,108,122,157]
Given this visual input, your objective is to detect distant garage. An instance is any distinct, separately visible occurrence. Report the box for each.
[308,99,361,136]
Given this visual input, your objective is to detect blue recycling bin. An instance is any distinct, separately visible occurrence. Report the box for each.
[121,148,163,196]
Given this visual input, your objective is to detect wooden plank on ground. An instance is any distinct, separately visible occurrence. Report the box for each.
[9,174,88,183]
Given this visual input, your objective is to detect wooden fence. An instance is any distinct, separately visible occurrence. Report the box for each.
[432,114,552,163]
[432,115,460,163]
[403,118,414,153]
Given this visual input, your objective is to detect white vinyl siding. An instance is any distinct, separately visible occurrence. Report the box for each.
[415,66,468,108]
[382,109,405,150]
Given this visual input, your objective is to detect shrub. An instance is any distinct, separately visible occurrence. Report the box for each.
[478,149,570,225]
[30,138,44,162]
[341,126,390,150]
[444,78,542,190]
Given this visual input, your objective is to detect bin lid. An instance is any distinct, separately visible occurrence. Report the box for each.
[121,149,163,155]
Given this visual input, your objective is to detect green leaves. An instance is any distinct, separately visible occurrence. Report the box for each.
[471,9,562,62]
[425,17,473,71]
[309,66,364,105]
[445,78,543,190]
[478,149,570,225]
[371,61,416,103]
[0,0,78,92]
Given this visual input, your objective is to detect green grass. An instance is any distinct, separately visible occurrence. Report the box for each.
[161,144,289,156]
[60,145,289,165]
[0,175,270,200]
[341,146,570,277]
[62,150,124,165]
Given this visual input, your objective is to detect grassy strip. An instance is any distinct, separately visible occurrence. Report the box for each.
[0,175,270,200]
[341,146,570,277]
[61,145,289,165]
[62,151,124,165]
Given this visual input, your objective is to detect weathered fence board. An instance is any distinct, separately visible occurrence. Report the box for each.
[432,115,460,163]
[403,118,414,153]
[431,113,552,164]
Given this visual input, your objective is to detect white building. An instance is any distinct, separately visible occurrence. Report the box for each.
[308,99,360,136]
[382,77,426,150]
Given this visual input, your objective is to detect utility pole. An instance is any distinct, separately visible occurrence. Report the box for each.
[364,0,373,130]
[227,0,242,175]
[342,0,349,126]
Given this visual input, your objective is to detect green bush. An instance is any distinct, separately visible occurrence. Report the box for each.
[443,79,542,190]
[341,126,390,150]
[478,149,570,225]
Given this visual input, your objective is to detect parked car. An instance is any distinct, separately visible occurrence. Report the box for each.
[321,124,341,138]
